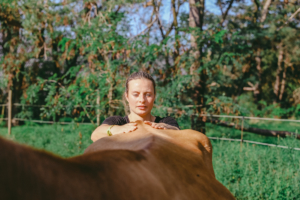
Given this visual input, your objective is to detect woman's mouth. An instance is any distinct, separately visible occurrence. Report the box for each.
[137,106,146,110]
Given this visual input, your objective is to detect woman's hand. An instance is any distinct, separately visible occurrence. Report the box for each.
[91,123,138,142]
[144,121,179,130]
[111,123,138,135]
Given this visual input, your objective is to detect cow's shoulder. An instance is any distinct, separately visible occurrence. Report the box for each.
[162,128,212,154]
[184,129,212,153]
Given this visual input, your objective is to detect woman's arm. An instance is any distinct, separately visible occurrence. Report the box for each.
[144,116,180,130]
[91,124,112,142]
[91,123,138,142]
[144,121,179,130]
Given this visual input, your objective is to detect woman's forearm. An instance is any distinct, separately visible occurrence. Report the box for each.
[144,121,179,130]
[91,124,112,142]
[167,125,179,130]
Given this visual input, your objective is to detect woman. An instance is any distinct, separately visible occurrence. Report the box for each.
[91,71,179,142]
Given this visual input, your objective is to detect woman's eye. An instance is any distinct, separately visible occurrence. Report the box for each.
[133,94,138,97]
[146,94,151,97]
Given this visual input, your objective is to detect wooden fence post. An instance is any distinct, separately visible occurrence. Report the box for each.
[96,91,100,127]
[240,116,244,146]
[8,90,12,135]
[0,104,5,124]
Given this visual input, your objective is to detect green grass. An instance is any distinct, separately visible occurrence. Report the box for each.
[212,140,300,199]
[0,123,94,157]
[1,122,300,199]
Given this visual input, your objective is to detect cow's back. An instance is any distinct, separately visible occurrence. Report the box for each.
[83,121,234,200]
[0,121,235,200]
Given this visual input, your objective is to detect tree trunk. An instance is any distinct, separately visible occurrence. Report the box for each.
[253,0,272,106]
[274,43,284,103]
[277,0,289,102]
[279,52,289,101]
[189,0,206,134]
[254,49,262,105]
[189,0,204,63]
[253,0,272,107]
[11,63,25,126]
[1,16,24,126]
[171,0,179,57]
[107,74,116,117]
[261,0,272,23]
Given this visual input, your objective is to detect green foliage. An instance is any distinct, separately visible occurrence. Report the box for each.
[0,0,299,124]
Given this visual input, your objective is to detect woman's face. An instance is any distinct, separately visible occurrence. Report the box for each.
[125,78,155,117]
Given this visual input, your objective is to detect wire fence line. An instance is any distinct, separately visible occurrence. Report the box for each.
[1,115,300,150]
[1,100,300,150]
[208,137,300,151]
[1,103,299,123]
[0,103,97,108]
[201,114,300,123]
[0,118,93,125]
[1,103,204,108]
[1,117,299,151]
[1,114,300,124]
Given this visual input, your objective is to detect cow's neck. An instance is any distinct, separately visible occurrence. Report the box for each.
[0,138,74,199]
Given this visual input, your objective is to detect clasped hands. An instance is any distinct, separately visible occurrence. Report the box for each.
[110,121,178,135]
[144,121,178,130]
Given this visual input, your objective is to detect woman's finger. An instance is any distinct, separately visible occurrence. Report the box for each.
[130,127,137,132]
[144,121,152,125]
[129,123,137,126]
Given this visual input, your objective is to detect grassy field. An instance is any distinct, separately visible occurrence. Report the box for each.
[0,123,94,157]
[0,122,300,199]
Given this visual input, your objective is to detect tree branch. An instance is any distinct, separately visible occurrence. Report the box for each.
[261,0,272,23]
[152,0,166,39]
[220,0,234,26]
[217,0,224,16]
[129,15,158,41]
[288,7,300,22]
[253,0,260,21]
[164,22,174,38]
[277,7,300,31]
[172,0,179,54]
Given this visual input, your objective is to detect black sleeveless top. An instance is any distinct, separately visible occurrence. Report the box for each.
[102,115,180,130]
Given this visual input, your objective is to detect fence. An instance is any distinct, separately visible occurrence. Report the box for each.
[1,90,300,150]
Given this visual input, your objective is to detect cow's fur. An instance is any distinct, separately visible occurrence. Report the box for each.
[0,121,235,200]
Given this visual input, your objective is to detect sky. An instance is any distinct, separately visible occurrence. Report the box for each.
[128,0,252,36]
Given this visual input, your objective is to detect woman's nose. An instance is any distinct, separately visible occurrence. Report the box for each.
[138,95,146,102]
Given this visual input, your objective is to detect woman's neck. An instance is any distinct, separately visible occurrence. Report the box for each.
[128,113,155,122]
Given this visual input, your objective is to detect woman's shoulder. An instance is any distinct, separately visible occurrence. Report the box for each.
[155,116,180,129]
[155,116,176,122]
[101,115,128,125]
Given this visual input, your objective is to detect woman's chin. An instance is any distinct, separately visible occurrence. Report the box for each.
[135,110,149,116]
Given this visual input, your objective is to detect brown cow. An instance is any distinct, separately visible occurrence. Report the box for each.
[0,121,235,200]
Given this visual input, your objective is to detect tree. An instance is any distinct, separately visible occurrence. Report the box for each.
[1,0,300,129]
